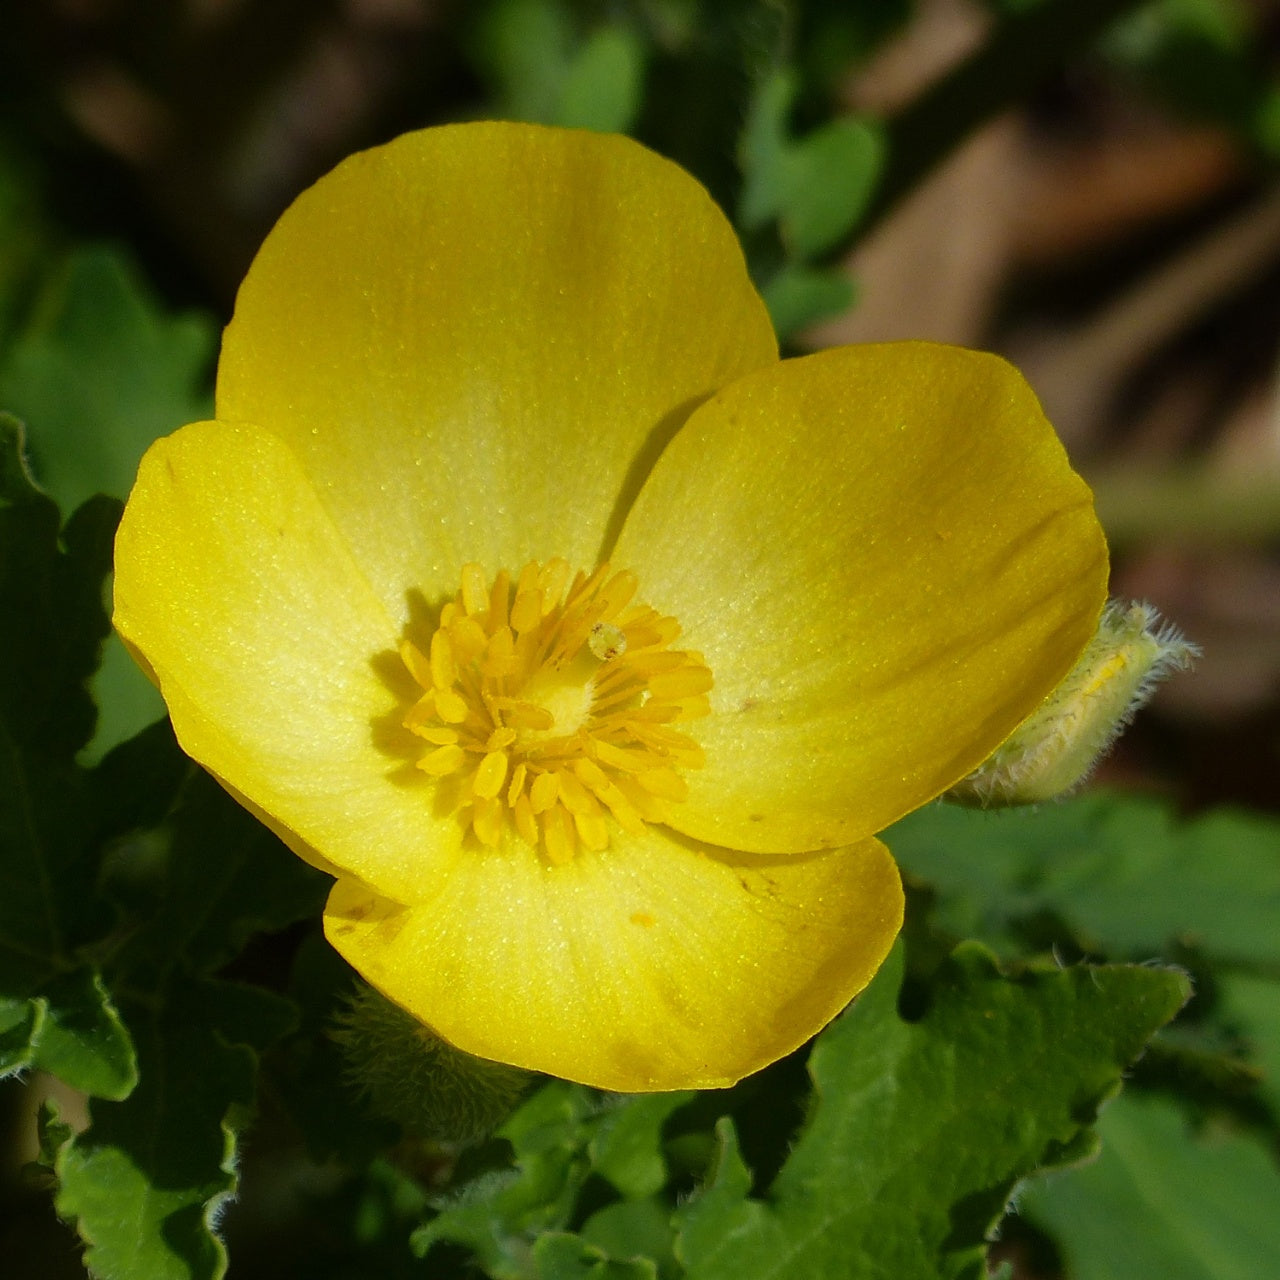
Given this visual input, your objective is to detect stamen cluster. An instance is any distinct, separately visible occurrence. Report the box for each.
[400,559,711,863]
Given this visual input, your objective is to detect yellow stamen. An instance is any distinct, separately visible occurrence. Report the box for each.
[473,750,509,799]
[429,630,456,689]
[507,762,528,807]
[433,688,469,724]
[419,744,465,776]
[398,560,711,865]
[543,804,575,866]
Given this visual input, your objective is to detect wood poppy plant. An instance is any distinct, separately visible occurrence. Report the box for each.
[113,122,1108,1091]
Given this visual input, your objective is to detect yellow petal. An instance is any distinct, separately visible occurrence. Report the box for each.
[613,342,1108,853]
[113,420,462,902]
[217,122,777,617]
[324,830,903,1091]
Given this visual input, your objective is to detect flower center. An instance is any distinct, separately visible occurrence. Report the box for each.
[399,559,712,864]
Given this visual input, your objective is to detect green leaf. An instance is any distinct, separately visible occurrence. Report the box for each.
[0,246,214,515]
[670,1119,756,1268]
[108,769,328,986]
[761,264,857,339]
[184,976,298,1055]
[581,1200,678,1279]
[86,635,167,765]
[0,968,136,1099]
[0,415,114,765]
[780,117,884,259]
[267,933,399,1166]
[738,69,883,258]
[473,3,645,136]
[413,1080,600,1276]
[0,246,212,758]
[0,994,41,1069]
[88,717,189,847]
[37,1097,76,1172]
[1218,973,1280,1116]
[1019,1092,1280,1280]
[1105,0,1269,149]
[473,0,575,122]
[557,27,646,134]
[589,1092,694,1199]
[412,1082,692,1275]
[0,416,135,1094]
[533,1231,659,1280]
[888,792,1280,966]
[739,71,799,230]
[0,138,57,349]
[673,942,1189,1280]
[54,981,286,1280]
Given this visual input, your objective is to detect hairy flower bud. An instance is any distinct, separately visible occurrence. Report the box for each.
[331,984,530,1144]
[949,601,1198,807]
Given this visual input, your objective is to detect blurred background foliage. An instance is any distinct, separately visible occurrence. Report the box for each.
[2,1,1280,1278]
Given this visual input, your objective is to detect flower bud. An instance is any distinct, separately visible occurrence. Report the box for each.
[948,601,1197,807]
[331,984,530,1144]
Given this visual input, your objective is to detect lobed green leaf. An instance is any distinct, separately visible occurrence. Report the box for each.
[413,1080,601,1275]
[579,1199,679,1280]
[0,968,136,1099]
[0,246,213,516]
[761,264,857,339]
[413,1084,691,1276]
[54,979,294,1280]
[673,942,1189,1280]
[588,1092,694,1201]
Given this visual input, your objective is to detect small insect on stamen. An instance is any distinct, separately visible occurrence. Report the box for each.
[588,621,627,662]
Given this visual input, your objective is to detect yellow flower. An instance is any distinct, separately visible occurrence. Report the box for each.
[113,122,1107,1092]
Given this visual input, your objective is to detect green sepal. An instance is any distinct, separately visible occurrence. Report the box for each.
[950,601,1196,807]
